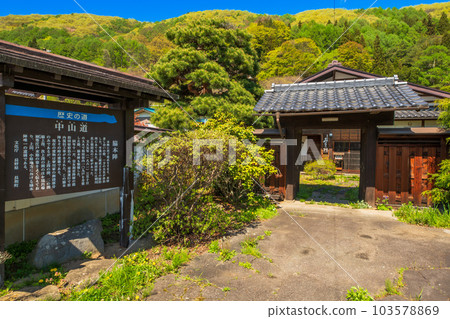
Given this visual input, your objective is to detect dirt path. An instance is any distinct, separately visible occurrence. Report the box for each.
[146,202,450,301]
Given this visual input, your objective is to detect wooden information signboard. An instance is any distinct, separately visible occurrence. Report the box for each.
[4,97,124,201]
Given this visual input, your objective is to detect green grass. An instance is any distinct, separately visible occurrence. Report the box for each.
[344,188,359,202]
[253,206,278,220]
[68,246,192,301]
[394,203,450,228]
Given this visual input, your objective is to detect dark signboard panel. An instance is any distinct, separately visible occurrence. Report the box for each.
[5,97,124,201]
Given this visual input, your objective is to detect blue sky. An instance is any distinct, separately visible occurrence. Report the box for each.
[1,0,448,22]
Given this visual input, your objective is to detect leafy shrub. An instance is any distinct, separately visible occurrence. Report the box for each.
[423,159,450,205]
[346,286,374,301]
[133,116,276,244]
[394,202,450,228]
[304,159,336,180]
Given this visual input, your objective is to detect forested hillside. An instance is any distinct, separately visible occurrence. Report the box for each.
[0,3,449,129]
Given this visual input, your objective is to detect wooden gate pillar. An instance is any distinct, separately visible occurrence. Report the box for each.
[285,126,302,200]
[0,88,5,287]
[360,120,377,206]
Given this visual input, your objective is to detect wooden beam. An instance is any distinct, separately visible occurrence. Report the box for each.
[13,81,118,104]
[120,104,135,248]
[12,67,165,102]
[0,74,14,88]
[0,88,6,287]
[360,119,377,206]
[285,126,302,200]
[280,112,394,129]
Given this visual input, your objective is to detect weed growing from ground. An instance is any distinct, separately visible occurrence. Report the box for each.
[346,286,374,301]
[240,237,263,258]
[384,279,401,296]
[82,251,93,259]
[238,262,259,273]
[350,200,372,209]
[208,240,220,253]
[376,198,393,211]
[216,249,236,262]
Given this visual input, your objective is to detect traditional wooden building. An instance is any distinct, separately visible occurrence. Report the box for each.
[255,64,450,207]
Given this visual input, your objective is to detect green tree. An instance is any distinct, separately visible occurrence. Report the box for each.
[151,19,269,129]
[165,19,258,80]
[423,14,436,36]
[257,38,321,80]
[372,35,388,75]
[247,17,290,58]
[437,12,450,34]
[442,32,450,49]
[337,41,373,71]
[414,45,450,87]
[27,37,38,49]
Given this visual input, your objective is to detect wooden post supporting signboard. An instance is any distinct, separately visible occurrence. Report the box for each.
[120,167,132,248]
[120,106,135,248]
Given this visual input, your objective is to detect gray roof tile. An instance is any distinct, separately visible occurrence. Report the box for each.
[394,109,440,120]
[254,77,428,113]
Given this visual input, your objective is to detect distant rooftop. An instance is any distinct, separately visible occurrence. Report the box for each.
[254,77,428,114]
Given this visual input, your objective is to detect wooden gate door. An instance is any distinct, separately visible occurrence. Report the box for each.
[264,144,286,199]
[375,144,441,206]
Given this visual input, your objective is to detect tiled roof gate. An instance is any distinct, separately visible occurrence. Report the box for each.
[253,77,433,207]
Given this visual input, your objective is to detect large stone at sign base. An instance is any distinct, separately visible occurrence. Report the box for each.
[31,219,104,269]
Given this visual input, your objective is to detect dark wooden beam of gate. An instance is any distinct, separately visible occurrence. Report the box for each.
[0,87,6,286]
[285,126,302,200]
[359,119,377,206]
[120,105,135,248]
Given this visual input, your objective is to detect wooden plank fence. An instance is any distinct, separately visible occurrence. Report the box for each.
[375,143,441,206]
